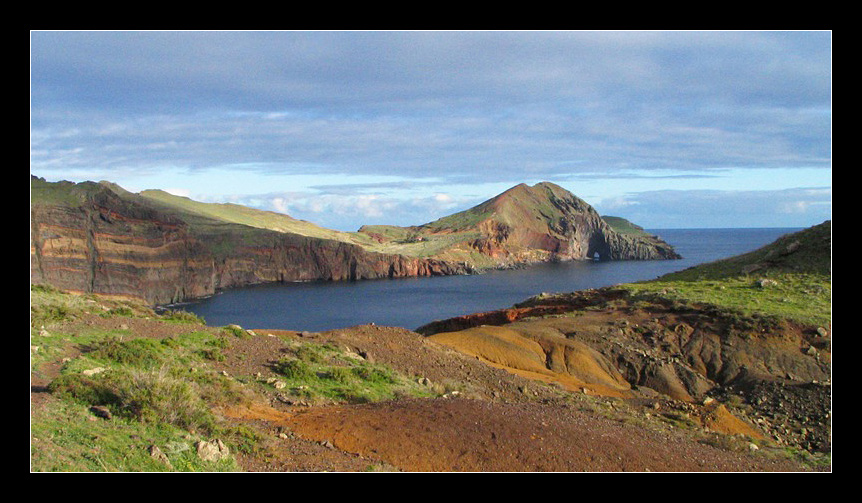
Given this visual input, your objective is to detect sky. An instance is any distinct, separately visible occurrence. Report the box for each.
[30,30,832,231]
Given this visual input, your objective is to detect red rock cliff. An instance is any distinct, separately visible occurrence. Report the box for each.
[30,178,470,305]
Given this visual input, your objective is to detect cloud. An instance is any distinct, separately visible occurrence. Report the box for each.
[252,191,400,227]
[597,187,832,228]
[219,187,484,232]
[164,187,191,198]
[30,31,832,228]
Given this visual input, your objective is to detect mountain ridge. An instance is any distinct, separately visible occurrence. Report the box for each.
[31,176,679,304]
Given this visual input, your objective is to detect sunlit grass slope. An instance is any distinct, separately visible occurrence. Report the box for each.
[621,221,832,327]
[138,189,378,247]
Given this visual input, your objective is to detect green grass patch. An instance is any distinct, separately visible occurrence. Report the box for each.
[271,341,436,404]
[619,223,831,328]
[622,272,831,328]
[31,288,260,471]
[159,309,207,324]
[31,399,240,472]
[31,285,159,328]
[602,216,651,237]
[31,177,103,207]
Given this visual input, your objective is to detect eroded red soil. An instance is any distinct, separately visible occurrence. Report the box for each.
[32,304,824,472]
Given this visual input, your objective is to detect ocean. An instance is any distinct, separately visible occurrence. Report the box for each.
[179,228,800,332]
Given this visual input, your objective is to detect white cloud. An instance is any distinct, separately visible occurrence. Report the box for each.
[595,187,832,229]
[271,197,289,214]
[164,187,190,197]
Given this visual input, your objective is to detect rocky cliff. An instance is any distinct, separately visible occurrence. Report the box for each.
[30,177,469,305]
[360,182,680,267]
[31,177,679,305]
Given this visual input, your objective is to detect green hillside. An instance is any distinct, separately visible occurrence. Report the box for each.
[622,221,832,327]
[138,189,379,249]
[33,176,679,274]
[602,216,650,237]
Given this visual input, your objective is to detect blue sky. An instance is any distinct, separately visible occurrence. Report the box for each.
[30,30,831,231]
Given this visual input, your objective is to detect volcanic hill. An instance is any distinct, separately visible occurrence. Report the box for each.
[359,182,680,267]
[30,177,678,305]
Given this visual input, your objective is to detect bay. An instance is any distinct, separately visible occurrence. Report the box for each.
[180,228,800,332]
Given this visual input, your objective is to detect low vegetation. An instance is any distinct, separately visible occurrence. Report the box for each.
[601,215,652,237]
[270,340,440,404]
[30,285,443,471]
[620,221,831,327]
[31,287,257,471]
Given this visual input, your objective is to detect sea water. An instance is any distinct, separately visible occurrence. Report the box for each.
[180,228,801,332]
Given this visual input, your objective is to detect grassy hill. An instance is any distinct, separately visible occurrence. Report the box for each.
[360,182,680,265]
[602,216,651,237]
[621,221,832,327]
[138,189,381,249]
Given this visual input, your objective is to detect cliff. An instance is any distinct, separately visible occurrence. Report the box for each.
[31,177,679,305]
[30,176,469,305]
[360,182,680,267]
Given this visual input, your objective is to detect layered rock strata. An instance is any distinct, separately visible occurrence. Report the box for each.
[30,178,469,305]
[31,178,679,305]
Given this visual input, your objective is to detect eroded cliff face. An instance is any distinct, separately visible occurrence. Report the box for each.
[31,187,216,305]
[30,178,469,305]
[30,178,679,305]
[418,288,831,452]
[455,182,680,264]
[206,232,468,291]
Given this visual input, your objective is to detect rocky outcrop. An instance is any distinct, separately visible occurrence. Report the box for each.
[30,177,470,305]
[206,232,469,290]
[376,182,680,267]
[498,182,680,262]
[419,287,831,451]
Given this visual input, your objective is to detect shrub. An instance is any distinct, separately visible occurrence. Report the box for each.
[161,309,206,324]
[47,373,122,407]
[47,366,216,434]
[352,365,397,384]
[293,344,332,364]
[326,366,355,384]
[274,358,315,380]
[118,367,215,432]
[88,337,166,369]
[199,348,226,361]
[102,306,135,317]
[222,325,249,338]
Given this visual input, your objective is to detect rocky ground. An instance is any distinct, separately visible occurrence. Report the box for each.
[31,302,830,472]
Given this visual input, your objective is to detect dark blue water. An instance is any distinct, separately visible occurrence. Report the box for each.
[180,228,799,332]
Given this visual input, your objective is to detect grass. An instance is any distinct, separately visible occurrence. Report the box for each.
[30,176,104,207]
[271,341,439,404]
[601,216,649,236]
[31,284,151,327]
[31,398,242,472]
[31,286,440,471]
[619,222,832,328]
[30,286,261,472]
[621,272,831,328]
